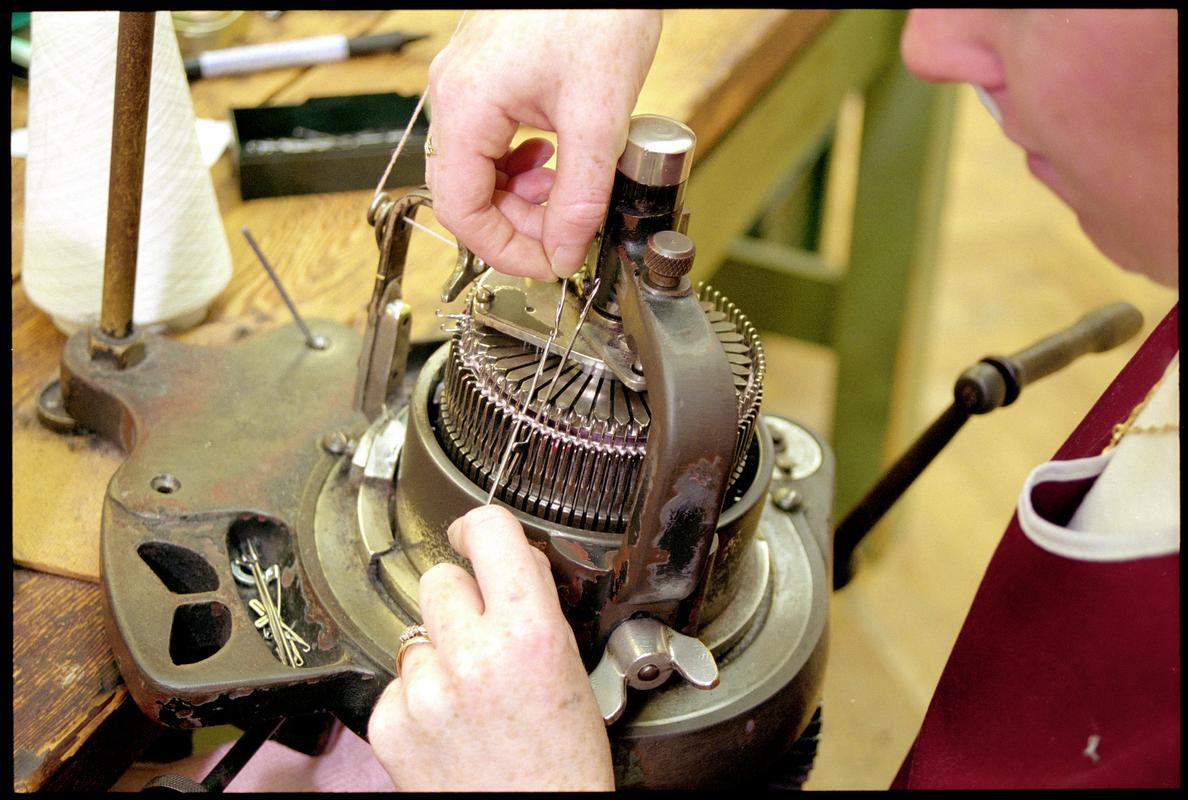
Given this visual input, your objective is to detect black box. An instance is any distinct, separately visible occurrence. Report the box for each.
[230,92,428,200]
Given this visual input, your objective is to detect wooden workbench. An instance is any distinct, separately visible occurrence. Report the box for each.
[12,10,948,790]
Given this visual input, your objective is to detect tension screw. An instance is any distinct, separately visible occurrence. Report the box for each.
[320,431,352,456]
[644,230,695,289]
[772,485,802,513]
[636,664,661,682]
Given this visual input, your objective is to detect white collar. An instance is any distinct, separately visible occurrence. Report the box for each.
[1016,354,1179,562]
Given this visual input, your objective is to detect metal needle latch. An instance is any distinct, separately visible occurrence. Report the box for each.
[484,277,602,506]
[241,226,328,350]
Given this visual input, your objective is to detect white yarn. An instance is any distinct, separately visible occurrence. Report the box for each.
[22,11,232,334]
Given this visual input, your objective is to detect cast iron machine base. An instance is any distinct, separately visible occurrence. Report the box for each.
[62,114,834,789]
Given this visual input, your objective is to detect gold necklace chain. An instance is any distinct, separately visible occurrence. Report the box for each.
[1102,361,1180,453]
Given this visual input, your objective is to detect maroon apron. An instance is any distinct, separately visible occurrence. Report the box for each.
[893,304,1179,789]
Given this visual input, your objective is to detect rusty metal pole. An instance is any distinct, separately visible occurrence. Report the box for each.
[96,11,155,354]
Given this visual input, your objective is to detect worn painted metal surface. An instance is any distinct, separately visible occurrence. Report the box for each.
[603,247,737,644]
[60,321,387,732]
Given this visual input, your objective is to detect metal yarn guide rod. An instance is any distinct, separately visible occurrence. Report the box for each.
[486,277,602,505]
[241,226,327,351]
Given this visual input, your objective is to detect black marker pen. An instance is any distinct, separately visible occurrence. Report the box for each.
[184,31,428,81]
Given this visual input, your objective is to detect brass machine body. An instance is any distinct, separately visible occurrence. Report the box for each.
[76,114,833,788]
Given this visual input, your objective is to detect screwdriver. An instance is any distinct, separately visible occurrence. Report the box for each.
[184,31,429,81]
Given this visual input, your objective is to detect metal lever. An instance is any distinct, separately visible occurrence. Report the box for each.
[832,301,1144,589]
[588,617,719,725]
[441,247,488,303]
[354,190,424,419]
[605,236,736,624]
[355,188,490,419]
[142,718,285,792]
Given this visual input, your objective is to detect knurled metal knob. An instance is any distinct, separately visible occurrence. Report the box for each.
[645,230,696,287]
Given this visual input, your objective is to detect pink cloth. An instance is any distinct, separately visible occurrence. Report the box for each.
[114,722,394,792]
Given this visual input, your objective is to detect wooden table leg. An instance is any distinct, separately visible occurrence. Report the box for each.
[830,65,956,521]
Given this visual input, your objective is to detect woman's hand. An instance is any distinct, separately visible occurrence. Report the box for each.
[368,504,613,791]
[425,10,662,280]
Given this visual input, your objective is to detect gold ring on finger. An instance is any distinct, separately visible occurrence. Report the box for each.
[396,624,432,678]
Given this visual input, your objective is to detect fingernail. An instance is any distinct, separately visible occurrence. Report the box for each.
[447,518,463,546]
[550,245,586,280]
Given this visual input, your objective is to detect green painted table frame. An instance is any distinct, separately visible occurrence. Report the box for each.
[685,10,957,522]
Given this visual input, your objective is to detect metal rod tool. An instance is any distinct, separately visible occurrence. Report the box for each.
[99,11,156,345]
[241,226,327,350]
[832,301,1144,589]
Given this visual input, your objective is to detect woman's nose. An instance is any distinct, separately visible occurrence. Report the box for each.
[900,10,1006,89]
